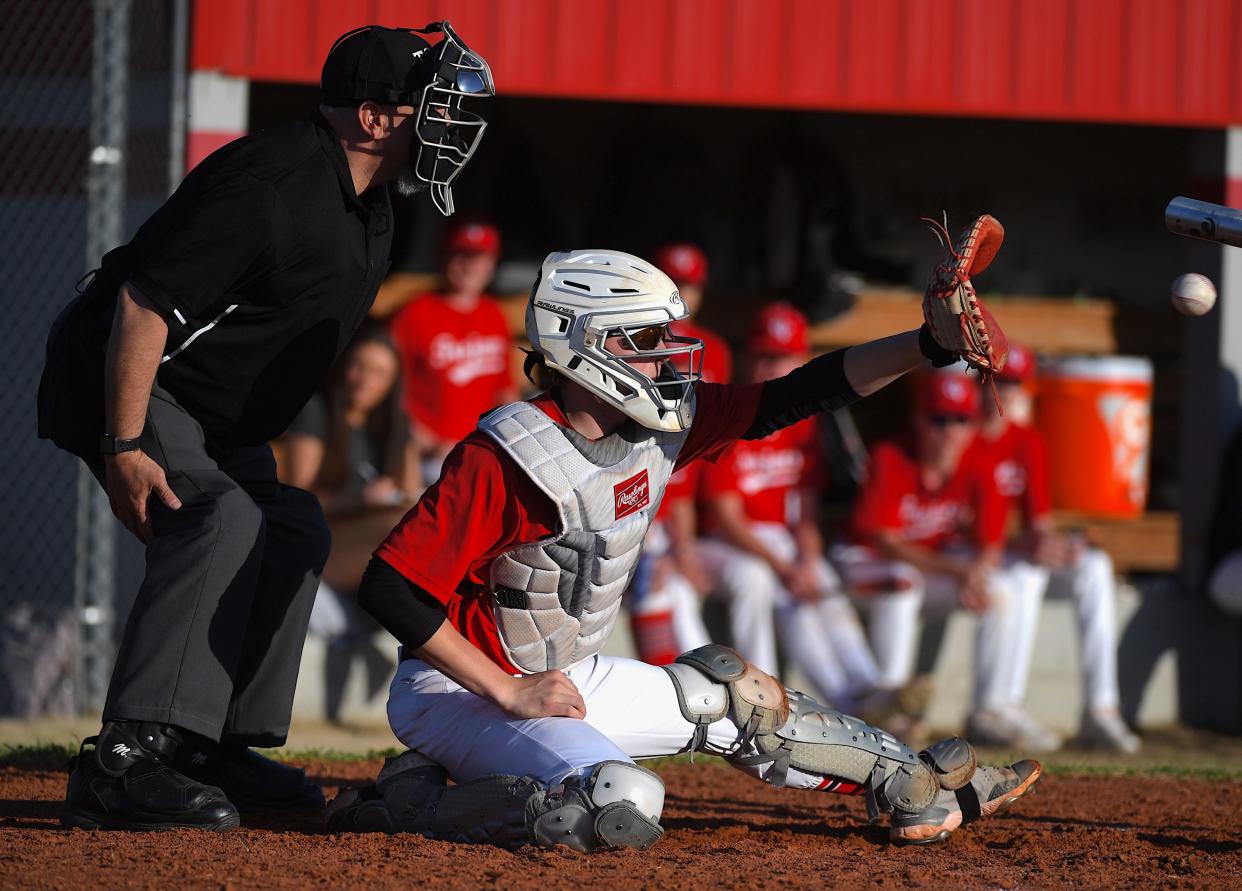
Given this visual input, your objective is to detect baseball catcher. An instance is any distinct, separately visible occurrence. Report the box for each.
[327,249,1040,851]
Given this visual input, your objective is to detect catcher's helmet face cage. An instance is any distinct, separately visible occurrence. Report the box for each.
[411,22,494,216]
[527,250,704,432]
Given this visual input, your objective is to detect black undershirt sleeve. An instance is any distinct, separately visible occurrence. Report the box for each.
[356,557,447,651]
[742,348,863,441]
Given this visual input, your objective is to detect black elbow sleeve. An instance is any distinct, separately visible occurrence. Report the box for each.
[743,348,862,440]
[356,557,446,651]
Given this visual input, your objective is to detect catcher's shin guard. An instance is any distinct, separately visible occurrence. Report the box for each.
[662,645,976,821]
[327,751,664,853]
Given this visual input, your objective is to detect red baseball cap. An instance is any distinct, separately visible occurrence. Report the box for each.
[748,302,809,356]
[996,342,1035,383]
[915,371,980,416]
[442,218,501,256]
[654,243,707,286]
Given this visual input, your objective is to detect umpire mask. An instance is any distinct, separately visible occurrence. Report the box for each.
[409,21,495,216]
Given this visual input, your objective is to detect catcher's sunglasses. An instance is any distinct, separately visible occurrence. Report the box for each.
[608,325,669,352]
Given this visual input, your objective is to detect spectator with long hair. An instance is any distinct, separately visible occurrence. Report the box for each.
[282,323,418,723]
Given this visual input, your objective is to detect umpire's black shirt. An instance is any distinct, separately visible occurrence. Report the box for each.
[64,112,393,449]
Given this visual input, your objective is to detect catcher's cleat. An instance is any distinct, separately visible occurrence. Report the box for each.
[61,722,239,832]
[176,741,325,810]
[889,759,1042,845]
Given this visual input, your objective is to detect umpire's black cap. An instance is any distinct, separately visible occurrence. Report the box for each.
[320,25,433,106]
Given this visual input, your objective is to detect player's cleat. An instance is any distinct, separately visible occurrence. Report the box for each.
[967,708,1062,753]
[1073,708,1140,754]
[61,722,239,832]
[889,759,1042,845]
[176,741,325,810]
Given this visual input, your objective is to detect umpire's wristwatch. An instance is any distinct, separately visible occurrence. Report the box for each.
[99,434,142,456]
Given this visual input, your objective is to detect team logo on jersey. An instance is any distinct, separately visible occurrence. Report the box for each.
[614,469,651,520]
[994,459,1027,497]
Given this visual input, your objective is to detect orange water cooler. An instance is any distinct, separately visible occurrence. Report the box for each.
[1036,356,1153,518]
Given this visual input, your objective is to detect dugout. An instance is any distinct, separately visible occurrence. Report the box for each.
[188,0,1241,728]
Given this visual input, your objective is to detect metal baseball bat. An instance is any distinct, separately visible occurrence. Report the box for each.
[1165,196,1242,248]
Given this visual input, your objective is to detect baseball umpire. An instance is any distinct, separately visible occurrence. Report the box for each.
[37,22,493,831]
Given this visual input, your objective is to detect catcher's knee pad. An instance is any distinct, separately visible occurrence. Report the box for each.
[530,760,665,853]
[661,644,790,758]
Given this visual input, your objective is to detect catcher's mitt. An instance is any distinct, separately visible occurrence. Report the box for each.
[920,213,1009,377]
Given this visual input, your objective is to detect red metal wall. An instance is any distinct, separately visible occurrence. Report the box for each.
[191,0,1242,128]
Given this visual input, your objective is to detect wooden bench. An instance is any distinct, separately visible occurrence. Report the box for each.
[807,288,1179,356]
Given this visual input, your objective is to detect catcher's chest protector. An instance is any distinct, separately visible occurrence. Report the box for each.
[478,401,691,673]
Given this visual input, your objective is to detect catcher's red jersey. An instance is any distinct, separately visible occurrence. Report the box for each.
[389,291,514,441]
[972,423,1052,527]
[701,419,823,528]
[849,436,1006,550]
[375,381,763,672]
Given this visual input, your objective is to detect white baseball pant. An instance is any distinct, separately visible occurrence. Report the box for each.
[388,652,832,792]
[1001,548,1123,711]
[696,523,883,712]
[831,544,1047,711]
[628,521,712,655]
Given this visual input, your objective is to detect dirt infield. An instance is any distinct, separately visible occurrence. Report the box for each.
[2,756,1240,890]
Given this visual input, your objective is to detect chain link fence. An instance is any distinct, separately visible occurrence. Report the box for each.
[1,0,185,718]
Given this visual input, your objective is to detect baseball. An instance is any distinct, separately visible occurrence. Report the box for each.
[1171,273,1217,316]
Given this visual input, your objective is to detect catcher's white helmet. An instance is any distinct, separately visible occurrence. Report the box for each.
[526,249,704,432]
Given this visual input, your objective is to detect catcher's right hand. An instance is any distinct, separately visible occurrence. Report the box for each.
[920,214,1009,375]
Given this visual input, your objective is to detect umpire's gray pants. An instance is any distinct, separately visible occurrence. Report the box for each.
[87,384,330,746]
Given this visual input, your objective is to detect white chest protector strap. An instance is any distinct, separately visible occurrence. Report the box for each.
[479,400,688,673]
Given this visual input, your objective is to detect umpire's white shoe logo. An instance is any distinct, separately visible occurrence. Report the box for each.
[191,752,208,766]
[111,744,131,757]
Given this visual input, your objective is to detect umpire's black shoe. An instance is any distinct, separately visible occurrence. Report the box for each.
[176,739,324,810]
[61,722,240,832]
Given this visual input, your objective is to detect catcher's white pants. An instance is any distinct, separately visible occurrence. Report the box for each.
[388,653,829,792]
[831,545,1046,711]
[696,524,882,712]
[1002,548,1122,711]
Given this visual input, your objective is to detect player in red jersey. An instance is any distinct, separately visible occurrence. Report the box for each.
[834,368,1059,751]
[328,250,1039,850]
[697,304,894,717]
[389,218,517,481]
[975,344,1139,753]
[654,243,733,384]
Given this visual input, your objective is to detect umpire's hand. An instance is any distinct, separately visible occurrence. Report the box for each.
[104,451,182,542]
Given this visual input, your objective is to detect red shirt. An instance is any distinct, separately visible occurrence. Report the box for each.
[701,419,823,528]
[671,319,733,385]
[389,291,514,441]
[850,436,1006,550]
[973,423,1052,527]
[375,380,764,672]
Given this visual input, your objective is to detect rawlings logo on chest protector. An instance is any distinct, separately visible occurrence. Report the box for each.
[614,469,651,519]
